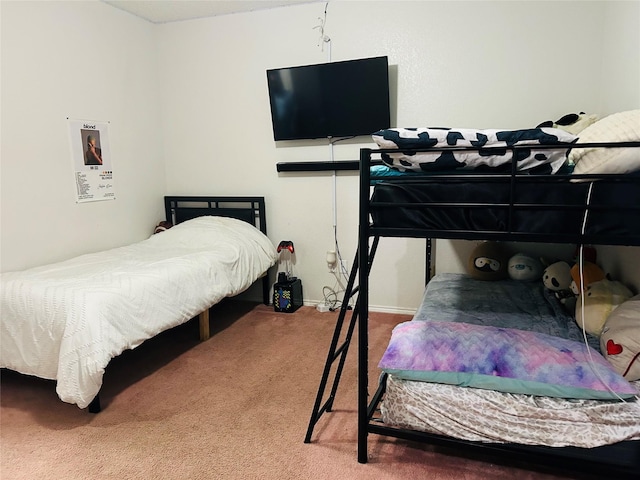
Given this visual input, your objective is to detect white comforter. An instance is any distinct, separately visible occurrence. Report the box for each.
[0,216,277,408]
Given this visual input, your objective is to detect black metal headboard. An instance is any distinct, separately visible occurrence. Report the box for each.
[163,196,271,305]
[164,196,267,235]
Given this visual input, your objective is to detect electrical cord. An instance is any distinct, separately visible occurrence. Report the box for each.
[329,135,357,144]
[312,1,353,310]
[577,181,635,402]
[333,225,349,279]
[322,285,342,310]
[313,2,330,50]
[320,239,350,311]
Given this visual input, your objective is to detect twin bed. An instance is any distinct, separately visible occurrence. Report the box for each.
[308,113,640,478]
[0,196,276,412]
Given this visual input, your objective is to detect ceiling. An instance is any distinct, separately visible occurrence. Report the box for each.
[103,0,322,24]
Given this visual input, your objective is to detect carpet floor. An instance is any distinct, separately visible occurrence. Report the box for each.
[1,301,582,479]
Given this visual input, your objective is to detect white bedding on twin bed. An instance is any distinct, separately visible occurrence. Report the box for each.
[0,216,277,408]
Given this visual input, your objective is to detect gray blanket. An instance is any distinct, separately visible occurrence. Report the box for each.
[413,273,599,349]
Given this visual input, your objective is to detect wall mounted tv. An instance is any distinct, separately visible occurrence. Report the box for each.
[266,56,390,141]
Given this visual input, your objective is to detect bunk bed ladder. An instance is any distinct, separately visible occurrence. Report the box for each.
[304,236,380,444]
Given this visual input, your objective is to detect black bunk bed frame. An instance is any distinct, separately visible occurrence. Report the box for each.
[305,142,640,479]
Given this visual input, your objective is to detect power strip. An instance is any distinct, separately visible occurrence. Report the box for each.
[316,303,332,313]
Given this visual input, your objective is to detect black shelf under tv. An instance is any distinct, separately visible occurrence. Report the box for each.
[276,160,361,172]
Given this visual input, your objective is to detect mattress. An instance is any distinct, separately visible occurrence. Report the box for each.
[369,175,640,244]
[381,375,640,448]
[379,274,640,447]
[0,216,278,408]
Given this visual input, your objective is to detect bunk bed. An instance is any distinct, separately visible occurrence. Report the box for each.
[305,121,640,479]
[0,196,276,412]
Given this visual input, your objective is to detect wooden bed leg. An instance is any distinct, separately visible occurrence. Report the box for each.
[262,275,270,305]
[199,309,210,341]
[88,394,101,413]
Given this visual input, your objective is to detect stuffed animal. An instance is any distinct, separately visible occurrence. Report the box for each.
[569,261,606,295]
[542,261,575,309]
[600,294,640,381]
[543,261,572,291]
[508,253,543,282]
[536,112,599,135]
[467,241,508,281]
[575,279,633,336]
[154,220,173,234]
[573,244,597,264]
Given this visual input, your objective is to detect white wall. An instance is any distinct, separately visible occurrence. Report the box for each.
[596,0,640,294]
[1,1,165,271]
[156,0,637,311]
[2,1,638,311]
[600,0,640,114]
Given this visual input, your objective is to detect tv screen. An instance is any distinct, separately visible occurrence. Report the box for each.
[266,56,390,141]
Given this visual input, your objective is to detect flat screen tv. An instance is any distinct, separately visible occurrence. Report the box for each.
[266,56,390,141]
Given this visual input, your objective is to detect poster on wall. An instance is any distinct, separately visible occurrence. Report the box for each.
[67,118,115,203]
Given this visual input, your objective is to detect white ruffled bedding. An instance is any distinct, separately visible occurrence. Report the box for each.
[0,216,277,408]
[381,375,640,448]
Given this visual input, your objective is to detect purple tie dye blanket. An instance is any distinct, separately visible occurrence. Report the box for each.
[378,321,637,400]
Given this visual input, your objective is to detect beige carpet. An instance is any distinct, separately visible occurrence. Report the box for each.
[1,301,577,479]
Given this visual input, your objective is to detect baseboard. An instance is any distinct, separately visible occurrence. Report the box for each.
[303,300,416,316]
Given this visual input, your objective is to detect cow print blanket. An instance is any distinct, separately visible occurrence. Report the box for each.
[372,127,577,174]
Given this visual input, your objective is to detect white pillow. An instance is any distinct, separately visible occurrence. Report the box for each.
[570,110,640,174]
[600,294,640,381]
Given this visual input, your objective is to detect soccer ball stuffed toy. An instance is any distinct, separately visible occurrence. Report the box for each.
[543,261,572,291]
[542,261,575,308]
[508,253,543,282]
[467,241,508,281]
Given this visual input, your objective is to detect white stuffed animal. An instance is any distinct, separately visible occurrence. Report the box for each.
[575,279,632,336]
[508,253,543,282]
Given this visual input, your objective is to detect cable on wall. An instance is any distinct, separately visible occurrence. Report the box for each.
[313,2,331,52]
[576,181,634,402]
[313,2,350,307]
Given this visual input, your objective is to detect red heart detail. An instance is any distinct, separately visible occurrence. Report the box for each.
[606,339,623,355]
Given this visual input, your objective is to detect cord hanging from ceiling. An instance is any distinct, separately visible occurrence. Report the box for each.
[312,2,350,307]
[313,2,331,53]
